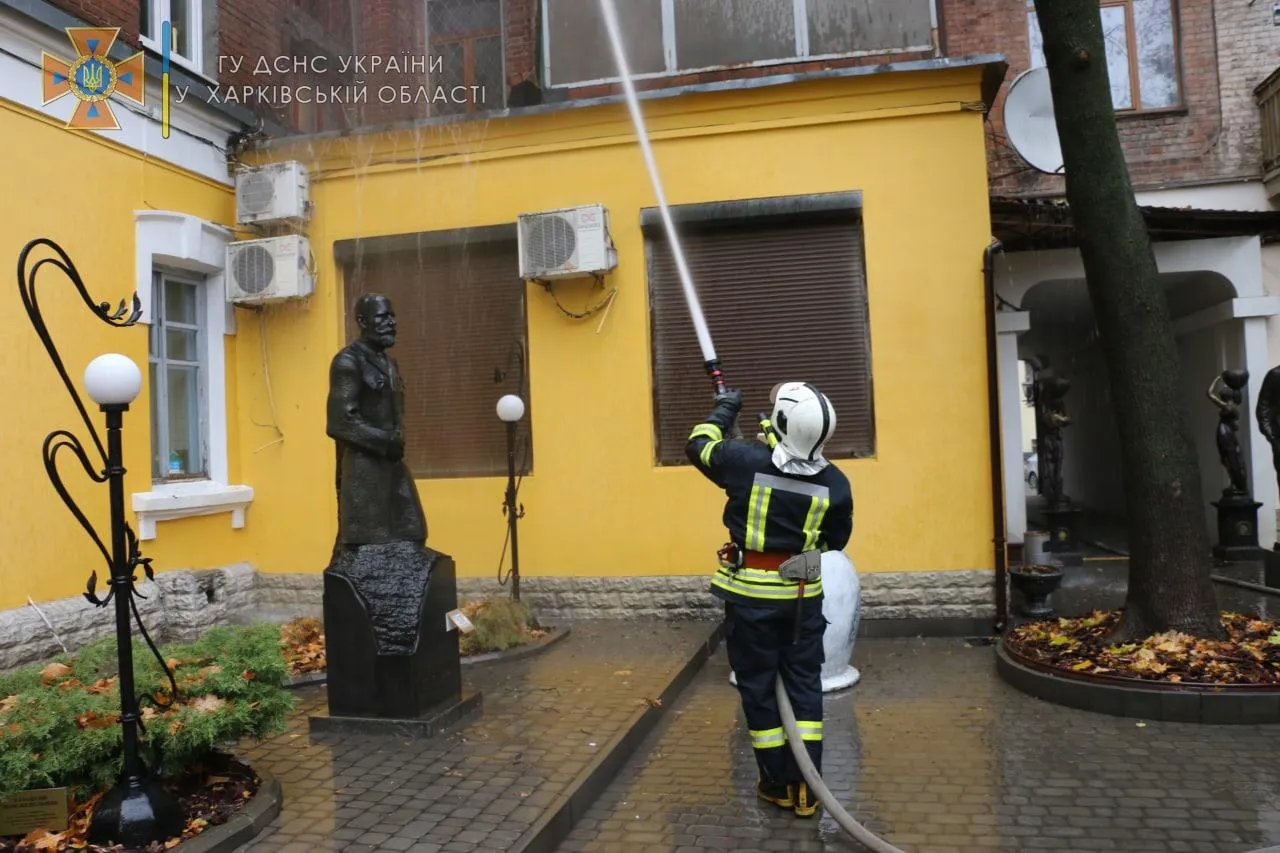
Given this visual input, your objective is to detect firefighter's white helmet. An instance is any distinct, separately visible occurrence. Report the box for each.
[769,381,836,474]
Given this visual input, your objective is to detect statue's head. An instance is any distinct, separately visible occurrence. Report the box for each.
[355,293,396,350]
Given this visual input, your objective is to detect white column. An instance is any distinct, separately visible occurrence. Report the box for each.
[997,311,1031,544]
[1245,316,1278,548]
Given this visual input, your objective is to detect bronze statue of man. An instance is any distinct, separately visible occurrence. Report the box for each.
[326,293,427,549]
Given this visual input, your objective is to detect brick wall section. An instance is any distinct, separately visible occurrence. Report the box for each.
[506,0,536,86]
[1215,0,1280,177]
[44,0,140,46]
[940,0,1228,196]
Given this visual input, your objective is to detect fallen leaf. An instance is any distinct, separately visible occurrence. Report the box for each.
[613,670,632,677]
[641,697,662,708]
[40,662,72,684]
[0,694,18,713]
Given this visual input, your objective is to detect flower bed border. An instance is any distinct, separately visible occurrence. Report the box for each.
[170,768,282,852]
[996,639,1280,724]
[282,626,570,688]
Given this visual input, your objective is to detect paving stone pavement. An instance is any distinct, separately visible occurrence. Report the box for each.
[230,621,715,852]
[558,638,1280,853]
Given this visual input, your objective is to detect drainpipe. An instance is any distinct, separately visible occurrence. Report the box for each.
[984,239,1009,634]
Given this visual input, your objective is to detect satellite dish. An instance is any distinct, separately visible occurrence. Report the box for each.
[1004,66,1064,174]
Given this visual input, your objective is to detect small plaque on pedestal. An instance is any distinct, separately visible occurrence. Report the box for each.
[1212,491,1265,563]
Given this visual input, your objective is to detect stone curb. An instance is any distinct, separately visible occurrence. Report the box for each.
[281,626,573,688]
[996,641,1280,724]
[172,768,283,852]
[460,626,572,666]
[511,621,726,853]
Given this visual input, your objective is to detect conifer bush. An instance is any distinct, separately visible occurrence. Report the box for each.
[0,624,293,799]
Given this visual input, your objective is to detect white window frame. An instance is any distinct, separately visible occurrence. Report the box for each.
[133,211,253,541]
[149,269,210,483]
[140,0,204,76]
[540,0,937,89]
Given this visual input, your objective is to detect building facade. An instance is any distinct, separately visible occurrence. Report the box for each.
[1,0,1009,670]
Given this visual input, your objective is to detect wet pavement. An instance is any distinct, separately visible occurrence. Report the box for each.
[230,621,716,852]
[558,639,1280,853]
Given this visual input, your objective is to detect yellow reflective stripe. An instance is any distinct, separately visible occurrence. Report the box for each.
[699,439,721,466]
[745,484,773,551]
[801,496,831,551]
[712,569,823,600]
[794,720,823,742]
[688,423,723,442]
[749,727,786,749]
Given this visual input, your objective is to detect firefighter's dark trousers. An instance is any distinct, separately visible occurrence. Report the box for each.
[724,597,825,786]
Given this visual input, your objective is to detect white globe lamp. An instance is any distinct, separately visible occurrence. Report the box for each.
[496,394,525,423]
[84,353,142,407]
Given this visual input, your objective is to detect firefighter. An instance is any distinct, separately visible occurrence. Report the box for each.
[687,381,854,818]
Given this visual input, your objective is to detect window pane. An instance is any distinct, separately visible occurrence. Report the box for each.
[674,0,796,69]
[165,365,202,476]
[1133,0,1178,109]
[141,0,153,39]
[164,278,198,325]
[171,0,194,59]
[473,36,504,111]
[808,0,933,55]
[166,328,199,362]
[429,0,501,36]
[544,0,666,85]
[150,361,163,479]
[1100,5,1132,109]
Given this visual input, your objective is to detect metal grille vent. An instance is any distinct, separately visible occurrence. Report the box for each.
[238,172,275,215]
[233,244,276,294]
[524,215,577,271]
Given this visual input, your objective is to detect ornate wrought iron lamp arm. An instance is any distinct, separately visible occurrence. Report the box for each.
[17,237,181,845]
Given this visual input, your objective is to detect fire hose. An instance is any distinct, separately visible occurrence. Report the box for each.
[596,2,908,849]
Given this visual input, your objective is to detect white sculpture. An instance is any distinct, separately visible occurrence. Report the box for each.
[728,550,861,692]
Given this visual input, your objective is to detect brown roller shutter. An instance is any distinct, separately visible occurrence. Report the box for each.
[648,219,875,465]
[343,240,531,479]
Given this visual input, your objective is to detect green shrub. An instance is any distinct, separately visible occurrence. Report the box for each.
[0,624,294,799]
[459,596,540,655]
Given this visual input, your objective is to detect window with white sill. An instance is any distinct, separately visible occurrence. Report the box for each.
[133,210,253,541]
[1027,0,1181,112]
[149,270,209,482]
[140,0,204,74]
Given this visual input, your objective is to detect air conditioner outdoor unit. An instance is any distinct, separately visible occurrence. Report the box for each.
[235,161,311,225]
[517,204,616,280]
[225,235,314,304]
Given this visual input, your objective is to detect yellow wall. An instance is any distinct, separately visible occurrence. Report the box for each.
[234,67,997,582]
[0,100,239,610]
[4,65,997,609]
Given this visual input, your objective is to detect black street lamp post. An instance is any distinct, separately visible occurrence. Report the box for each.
[496,394,526,601]
[18,238,183,846]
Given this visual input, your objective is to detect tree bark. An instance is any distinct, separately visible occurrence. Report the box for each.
[1032,0,1223,641]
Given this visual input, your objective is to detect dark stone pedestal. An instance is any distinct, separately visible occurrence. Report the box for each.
[1042,505,1083,567]
[308,544,480,737]
[1212,492,1264,563]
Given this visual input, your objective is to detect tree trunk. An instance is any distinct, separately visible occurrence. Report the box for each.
[1033,0,1223,641]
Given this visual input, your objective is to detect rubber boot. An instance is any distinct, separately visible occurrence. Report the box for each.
[793,782,818,818]
[756,779,793,809]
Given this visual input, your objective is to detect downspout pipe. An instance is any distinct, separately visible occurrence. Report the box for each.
[984,239,1009,634]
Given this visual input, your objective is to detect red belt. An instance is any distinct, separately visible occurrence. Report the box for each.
[740,550,795,571]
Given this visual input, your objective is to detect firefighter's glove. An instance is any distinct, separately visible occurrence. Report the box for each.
[708,387,743,434]
[714,387,743,414]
